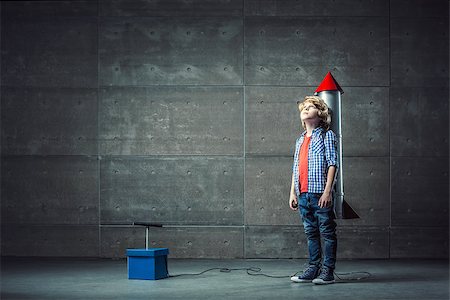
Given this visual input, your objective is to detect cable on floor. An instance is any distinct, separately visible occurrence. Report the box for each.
[169,267,296,278]
[334,271,372,282]
[169,266,372,281]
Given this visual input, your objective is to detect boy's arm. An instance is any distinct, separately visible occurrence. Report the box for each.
[318,166,336,208]
[323,166,337,194]
[324,130,338,169]
[319,130,338,208]
[290,172,296,197]
[289,172,298,210]
[289,138,300,210]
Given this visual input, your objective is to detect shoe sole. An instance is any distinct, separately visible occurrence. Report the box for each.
[290,277,313,283]
[312,279,335,285]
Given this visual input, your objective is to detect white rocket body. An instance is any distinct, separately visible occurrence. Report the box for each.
[315,90,345,219]
[314,72,359,219]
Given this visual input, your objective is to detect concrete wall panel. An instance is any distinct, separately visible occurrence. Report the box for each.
[391,17,449,87]
[337,157,390,226]
[245,86,309,156]
[337,226,389,259]
[245,226,308,258]
[244,16,389,86]
[245,225,389,259]
[1,87,98,155]
[391,0,449,18]
[390,226,449,258]
[245,157,298,225]
[1,15,97,88]
[390,87,449,157]
[2,156,99,225]
[100,0,243,17]
[99,17,243,86]
[342,87,390,157]
[1,1,97,17]
[391,157,449,227]
[245,0,389,16]
[101,225,243,258]
[99,86,243,155]
[100,156,244,225]
[2,225,99,257]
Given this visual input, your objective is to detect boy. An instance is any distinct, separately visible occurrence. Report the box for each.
[289,95,338,285]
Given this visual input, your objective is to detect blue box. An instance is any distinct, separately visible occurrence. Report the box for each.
[126,248,169,280]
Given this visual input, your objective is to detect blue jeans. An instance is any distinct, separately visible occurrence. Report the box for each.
[298,192,337,270]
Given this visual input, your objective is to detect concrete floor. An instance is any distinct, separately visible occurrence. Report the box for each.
[1,258,449,300]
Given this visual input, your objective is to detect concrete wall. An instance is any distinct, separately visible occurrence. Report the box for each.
[1,0,448,259]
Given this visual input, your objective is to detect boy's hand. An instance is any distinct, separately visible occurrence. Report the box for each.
[289,194,298,211]
[318,191,332,208]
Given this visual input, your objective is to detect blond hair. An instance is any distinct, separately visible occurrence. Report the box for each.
[297,95,331,130]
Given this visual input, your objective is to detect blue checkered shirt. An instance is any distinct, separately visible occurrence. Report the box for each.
[292,127,338,195]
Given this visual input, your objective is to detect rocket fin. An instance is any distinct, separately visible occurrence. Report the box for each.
[342,199,360,219]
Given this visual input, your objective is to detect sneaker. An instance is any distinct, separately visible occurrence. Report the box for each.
[290,265,320,283]
[312,267,335,285]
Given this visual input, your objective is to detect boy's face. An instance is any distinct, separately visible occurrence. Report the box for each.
[299,101,319,122]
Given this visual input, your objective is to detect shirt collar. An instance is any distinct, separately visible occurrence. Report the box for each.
[301,127,324,137]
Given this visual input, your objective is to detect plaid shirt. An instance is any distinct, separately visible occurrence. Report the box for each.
[292,127,338,195]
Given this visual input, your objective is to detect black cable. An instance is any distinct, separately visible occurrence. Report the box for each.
[169,267,372,281]
[334,271,372,282]
[168,267,230,278]
[169,267,297,278]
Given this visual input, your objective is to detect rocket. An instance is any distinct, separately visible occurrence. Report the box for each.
[314,72,359,219]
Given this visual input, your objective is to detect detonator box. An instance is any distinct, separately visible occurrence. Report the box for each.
[126,248,169,280]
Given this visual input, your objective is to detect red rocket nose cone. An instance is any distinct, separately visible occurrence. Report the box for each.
[315,72,344,94]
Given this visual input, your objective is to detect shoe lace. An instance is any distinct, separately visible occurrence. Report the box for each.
[318,267,332,279]
[303,266,317,277]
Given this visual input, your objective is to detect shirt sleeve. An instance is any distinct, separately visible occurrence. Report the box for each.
[292,137,300,173]
[324,130,338,168]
